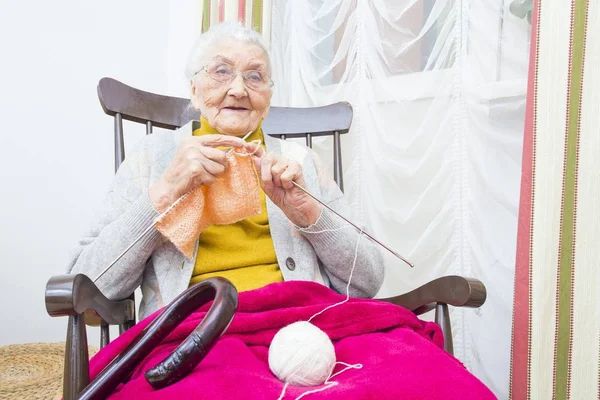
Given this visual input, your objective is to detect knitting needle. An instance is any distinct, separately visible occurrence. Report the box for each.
[93,189,194,283]
[93,223,155,283]
[291,181,415,268]
[92,180,414,284]
[241,131,253,140]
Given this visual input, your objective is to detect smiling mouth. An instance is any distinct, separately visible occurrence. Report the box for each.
[223,107,249,111]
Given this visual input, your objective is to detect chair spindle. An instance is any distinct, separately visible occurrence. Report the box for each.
[114,113,125,172]
[333,131,344,192]
[146,121,153,135]
[100,323,110,349]
[435,303,453,354]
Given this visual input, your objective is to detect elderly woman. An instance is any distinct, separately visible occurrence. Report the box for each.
[68,22,383,320]
[70,23,496,399]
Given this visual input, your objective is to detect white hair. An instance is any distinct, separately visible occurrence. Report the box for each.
[184,21,271,80]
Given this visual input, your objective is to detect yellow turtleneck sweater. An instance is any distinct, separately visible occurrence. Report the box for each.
[188,117,283,291]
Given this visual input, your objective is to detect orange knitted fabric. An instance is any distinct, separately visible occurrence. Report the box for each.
[155,151,261,258]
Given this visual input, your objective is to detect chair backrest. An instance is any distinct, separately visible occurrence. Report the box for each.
[97,77,352,191]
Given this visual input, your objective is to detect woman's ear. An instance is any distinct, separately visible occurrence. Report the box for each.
[190,80,202,109]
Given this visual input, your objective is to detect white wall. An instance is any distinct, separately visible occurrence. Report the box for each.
[0,0,196,345]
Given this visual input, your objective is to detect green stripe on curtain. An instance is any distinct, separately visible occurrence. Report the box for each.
[202,0,211,32]
[252,0,262,33]
[554,0,588,397]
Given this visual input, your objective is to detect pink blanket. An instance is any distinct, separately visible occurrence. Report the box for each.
[90,281,496,399]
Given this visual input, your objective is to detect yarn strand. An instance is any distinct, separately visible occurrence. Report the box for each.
[307,228,363,323]
[293,382,338,400]
[277,383,289,400]
[291,362,364,400]
[328,361,363,381]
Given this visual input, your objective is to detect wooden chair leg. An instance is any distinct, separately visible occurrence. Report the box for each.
[435,303,454,355]
[64,314,90,400]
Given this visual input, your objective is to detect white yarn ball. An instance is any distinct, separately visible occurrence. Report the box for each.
[268,321,336,386]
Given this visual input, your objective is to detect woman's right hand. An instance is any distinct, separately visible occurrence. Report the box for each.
[149,134,251,212]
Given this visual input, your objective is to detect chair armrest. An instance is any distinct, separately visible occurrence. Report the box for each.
[380,275,487,315]
[45,274,136,399]
[380,276,486,355]
[45,274,135,325]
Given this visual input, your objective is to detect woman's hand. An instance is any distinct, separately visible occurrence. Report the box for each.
[149,134,252,212]
[253,153,322,227]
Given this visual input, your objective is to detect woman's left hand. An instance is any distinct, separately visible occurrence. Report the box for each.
[253,153,321,227]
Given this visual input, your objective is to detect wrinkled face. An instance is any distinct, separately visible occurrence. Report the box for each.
[191,39,272,136]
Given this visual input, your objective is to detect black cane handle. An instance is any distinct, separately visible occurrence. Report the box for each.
[77,277,238,399]
[145,279,237,388]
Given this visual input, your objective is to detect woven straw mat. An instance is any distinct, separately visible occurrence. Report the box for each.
[0,342,98,400]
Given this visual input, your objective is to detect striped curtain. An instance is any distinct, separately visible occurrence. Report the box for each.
[198,0,271,46]
[510,0,600,399]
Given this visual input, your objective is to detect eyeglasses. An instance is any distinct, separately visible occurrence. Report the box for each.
[194,62,274,91]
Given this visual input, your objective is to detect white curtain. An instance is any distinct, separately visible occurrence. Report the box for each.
[269,1,531,397]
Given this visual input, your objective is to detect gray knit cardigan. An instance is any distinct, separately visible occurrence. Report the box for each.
[67,121,384,319]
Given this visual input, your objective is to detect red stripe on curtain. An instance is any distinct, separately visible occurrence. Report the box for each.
[219,0,225,23]
[238,0,246,23]
[510,1,541,399]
